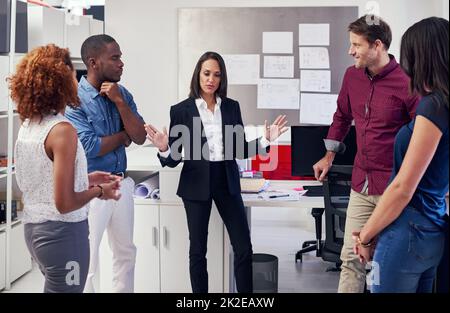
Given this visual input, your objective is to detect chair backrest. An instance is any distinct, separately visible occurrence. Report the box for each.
[321,165,353,260]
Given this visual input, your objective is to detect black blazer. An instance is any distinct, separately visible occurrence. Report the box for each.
[158,97,269,201]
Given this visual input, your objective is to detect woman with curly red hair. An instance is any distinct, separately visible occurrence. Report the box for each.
[9,44,122,293]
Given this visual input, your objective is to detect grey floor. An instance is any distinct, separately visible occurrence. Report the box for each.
[2,261,44,293]
[3,216,340,293]
[252,220,340,293]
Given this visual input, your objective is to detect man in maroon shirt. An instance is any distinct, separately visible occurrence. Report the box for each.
[313,15,419,293]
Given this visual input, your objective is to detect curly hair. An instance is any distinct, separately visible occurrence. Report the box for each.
[9,44,80,121]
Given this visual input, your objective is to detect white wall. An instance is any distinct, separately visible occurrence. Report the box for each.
[105,0,444,131]
[444,0,449,20]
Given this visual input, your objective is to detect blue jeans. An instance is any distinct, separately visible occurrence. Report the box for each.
[371,206,445,293]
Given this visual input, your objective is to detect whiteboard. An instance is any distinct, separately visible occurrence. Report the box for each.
[178,7,357,126]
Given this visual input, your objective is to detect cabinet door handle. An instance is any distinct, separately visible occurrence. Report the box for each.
[163,226,168,248]
[152,227,158,247]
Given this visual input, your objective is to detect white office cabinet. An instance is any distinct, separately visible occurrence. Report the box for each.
[0,231,6,290]
[159,204,191,292]
[100,202,224,292]
[13,53,24,74]
[89,18,104,36]
[0,55,9,112]
[1,0,30,292]
[134,204,160,293]
[159,204,224,293]
[9,222,31,282]
[65,14,90,58]
[27,6,65,50]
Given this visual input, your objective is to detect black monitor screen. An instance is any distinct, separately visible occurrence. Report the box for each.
[291,126,357,177]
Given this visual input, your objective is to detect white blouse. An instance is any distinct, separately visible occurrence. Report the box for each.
[195,97,224,161]
[15,113,89,224]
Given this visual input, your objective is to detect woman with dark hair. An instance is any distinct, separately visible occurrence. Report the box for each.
[10,44,122,292]
[145,51,287,293]
[353,17,449,293]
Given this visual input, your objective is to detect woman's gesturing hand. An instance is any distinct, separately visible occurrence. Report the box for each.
[264,115,288,142]
[145,124,169,152]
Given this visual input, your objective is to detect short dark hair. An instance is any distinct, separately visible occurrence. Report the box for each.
[348,15,392,50]
[189,51,228,99]
[80,34,116,66]
[400,17,449,107]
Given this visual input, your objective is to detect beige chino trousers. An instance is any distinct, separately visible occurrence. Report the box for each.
[337,189,381,293]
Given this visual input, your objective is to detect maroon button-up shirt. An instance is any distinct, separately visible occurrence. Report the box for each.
[327,55,420,195]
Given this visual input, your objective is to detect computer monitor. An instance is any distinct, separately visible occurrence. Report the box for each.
[291,126,357,177]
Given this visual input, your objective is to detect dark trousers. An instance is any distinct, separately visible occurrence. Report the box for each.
[182,161,253,293]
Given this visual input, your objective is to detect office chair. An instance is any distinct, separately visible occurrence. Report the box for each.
[294,166,352,266]
[320,165,353,271]
[295,206,324,262]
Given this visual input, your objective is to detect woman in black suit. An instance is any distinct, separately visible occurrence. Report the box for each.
[145,51,287,293]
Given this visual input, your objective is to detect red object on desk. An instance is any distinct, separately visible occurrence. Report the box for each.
[251,145,316,181]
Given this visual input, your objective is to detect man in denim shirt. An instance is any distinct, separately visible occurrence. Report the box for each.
[66,34,146,293]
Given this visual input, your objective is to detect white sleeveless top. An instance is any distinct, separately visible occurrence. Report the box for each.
[15,113,89,224]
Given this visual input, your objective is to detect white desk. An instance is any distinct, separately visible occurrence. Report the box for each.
[134,180,324,208]
[242,180,324,208]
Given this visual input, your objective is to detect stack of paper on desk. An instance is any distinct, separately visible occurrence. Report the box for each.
[240,178,269,193]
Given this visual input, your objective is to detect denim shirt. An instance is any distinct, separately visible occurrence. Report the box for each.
[65,76,144,173]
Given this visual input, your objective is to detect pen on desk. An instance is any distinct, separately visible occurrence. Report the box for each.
[269,194,290,199]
